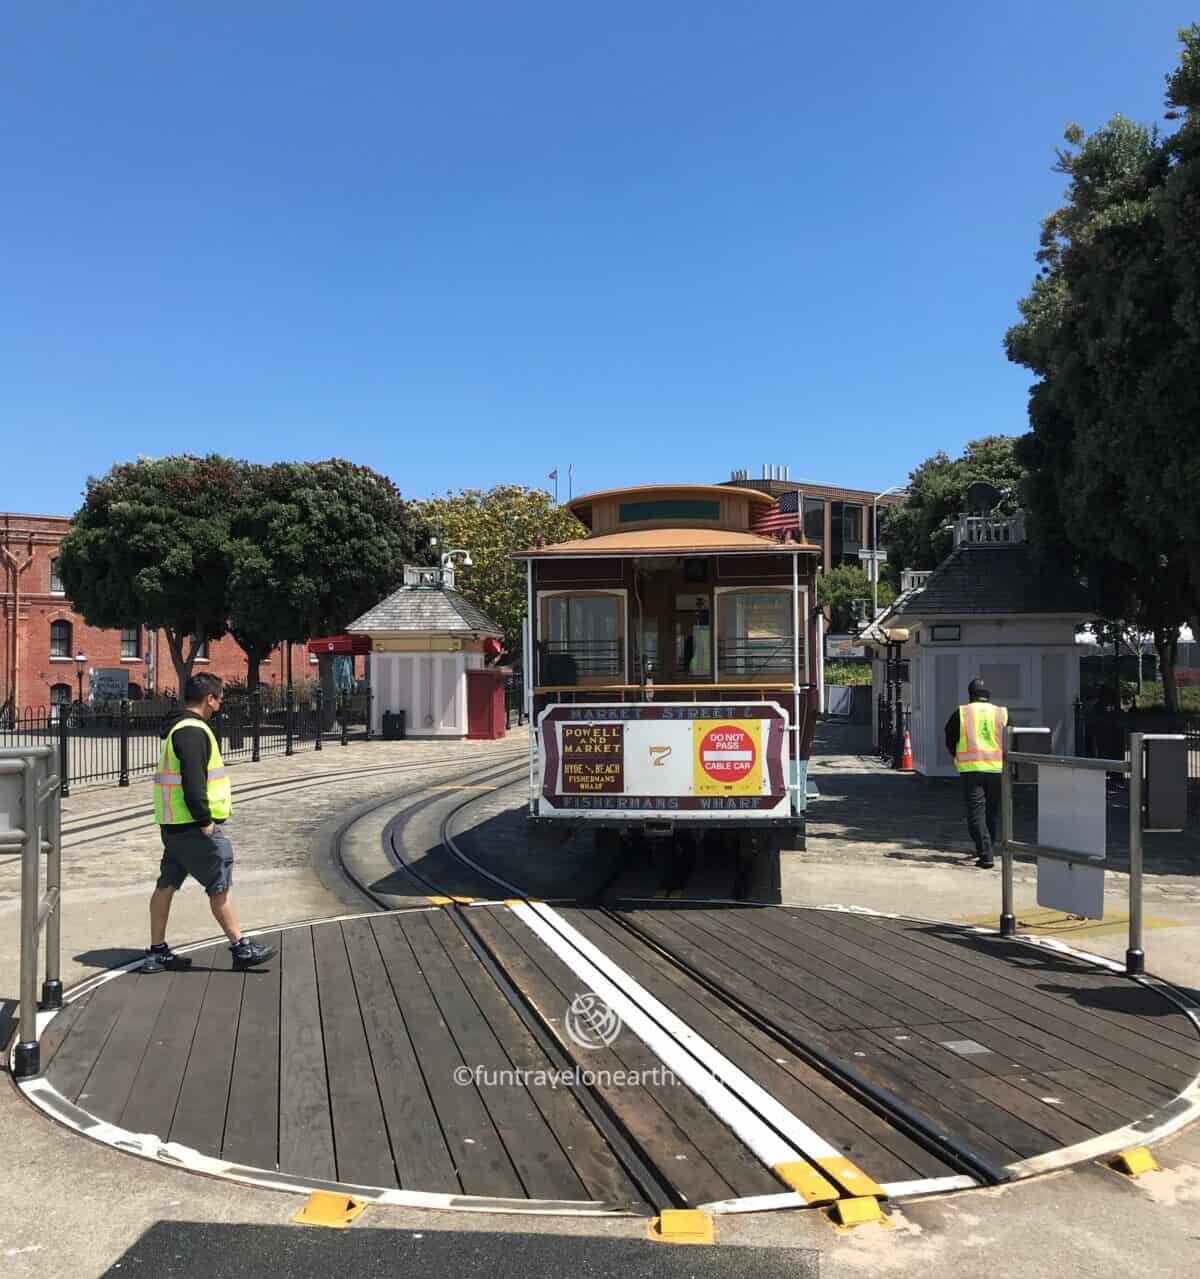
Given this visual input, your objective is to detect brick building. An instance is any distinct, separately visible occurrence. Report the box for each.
[1,512,314,713]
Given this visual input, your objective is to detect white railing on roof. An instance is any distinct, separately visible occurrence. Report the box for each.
[403,564,456,589]
[901,569,932,592]
[952,514,1026,547]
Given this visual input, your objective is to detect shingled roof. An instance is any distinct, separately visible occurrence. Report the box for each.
[346,586,502,636]
[893,544,1092,619]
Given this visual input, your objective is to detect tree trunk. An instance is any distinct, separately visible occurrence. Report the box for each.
[236,640,262,691]
[1155,630,1180,716]
[164,628,200,700]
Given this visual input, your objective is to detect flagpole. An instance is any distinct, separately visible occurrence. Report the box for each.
[555,471,559,504]
[568,464,573,501]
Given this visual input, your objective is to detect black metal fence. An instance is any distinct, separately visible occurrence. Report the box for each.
[504,671,526,728]
[0,686,372,797]
[1075,706,1200,813]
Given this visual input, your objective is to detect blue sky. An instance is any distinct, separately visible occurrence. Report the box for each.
[2,3,1192,513]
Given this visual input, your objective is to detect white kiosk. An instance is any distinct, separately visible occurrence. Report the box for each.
[346,565,503,740]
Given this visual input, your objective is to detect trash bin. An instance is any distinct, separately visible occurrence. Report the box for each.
[382,710,406,741]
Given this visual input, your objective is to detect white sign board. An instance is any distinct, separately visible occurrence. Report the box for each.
[1036,764,1106,919]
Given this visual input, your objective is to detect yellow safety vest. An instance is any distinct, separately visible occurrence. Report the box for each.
[955,702,1007,773]
[153,718,233,824]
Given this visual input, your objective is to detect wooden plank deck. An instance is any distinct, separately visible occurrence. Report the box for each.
[614,904,1200,1165]
[36,902,1200,1203]
[42,912,645,1207]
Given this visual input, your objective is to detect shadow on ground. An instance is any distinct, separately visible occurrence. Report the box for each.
[809,720,1200,877]
[98,1222,820,1279]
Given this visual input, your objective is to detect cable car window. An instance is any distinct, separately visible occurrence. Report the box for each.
[541,593,623,683]
[717,590,794,678]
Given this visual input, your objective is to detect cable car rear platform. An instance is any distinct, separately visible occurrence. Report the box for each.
[18,902,1200,1216]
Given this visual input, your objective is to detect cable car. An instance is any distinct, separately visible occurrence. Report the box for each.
[514,483,823,859]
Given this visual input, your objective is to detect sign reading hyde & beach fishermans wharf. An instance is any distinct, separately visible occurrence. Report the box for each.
[561,724,625,794]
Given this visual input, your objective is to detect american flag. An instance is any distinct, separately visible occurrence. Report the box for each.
[751,489,801,536]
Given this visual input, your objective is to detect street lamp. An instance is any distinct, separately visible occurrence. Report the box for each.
[441,548,473,569]
[74,652,87,706]
[871,486,909,618]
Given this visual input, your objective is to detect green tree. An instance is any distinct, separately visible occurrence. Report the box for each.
[818,564,893,633]
[57,455,244,695]
[883,436,1025,581]
[228,460,429,688]
[413,486,585,654]
[1005,27,1200,712]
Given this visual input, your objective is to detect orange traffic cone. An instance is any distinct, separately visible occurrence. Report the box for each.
[900,730,914,771]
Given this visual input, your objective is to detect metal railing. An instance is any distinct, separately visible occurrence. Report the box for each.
[2,746,63,1080]
[0,690,339,796]
[504,672,526,728]
[999,725,1184,976]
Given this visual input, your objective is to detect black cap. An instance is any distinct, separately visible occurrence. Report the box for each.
[968,677,990,700]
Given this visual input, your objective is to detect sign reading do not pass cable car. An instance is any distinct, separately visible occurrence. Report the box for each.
[693,720,763,795]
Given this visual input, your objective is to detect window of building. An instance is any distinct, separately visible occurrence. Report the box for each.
[50,683,72,721]
[803,498,825,544]
[539,593,623,684]
[50,620,72,658]
[716,589,796,679]
[120,626,140,659]
[49,557,64,594]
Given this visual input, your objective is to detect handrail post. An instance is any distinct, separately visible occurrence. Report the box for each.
[340,696,349,747]
[1127,732,1145,976]
[118,698,130,787]
[14,757,41,1079]
[251,690,261,763]
[41,753,63,1011]
[285,686,295,756]
[1000,725,1016,938]
[58,704,71,799]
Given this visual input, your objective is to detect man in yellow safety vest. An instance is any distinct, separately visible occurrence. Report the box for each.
[943,677,1008,870]
[145,672,276,973]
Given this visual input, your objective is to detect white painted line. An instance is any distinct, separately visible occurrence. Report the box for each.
[15,1076,629,1216]
[700,1191,806,1214]
[511,901,854,1200]
[527,902,850,1165]
[880,1175,978,1198]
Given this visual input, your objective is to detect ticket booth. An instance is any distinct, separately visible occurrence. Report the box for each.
[346,566,505,740]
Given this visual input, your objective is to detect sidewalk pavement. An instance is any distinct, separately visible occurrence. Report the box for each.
[792,721,1200,989]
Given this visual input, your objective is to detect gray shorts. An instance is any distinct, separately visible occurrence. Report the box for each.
[157,823,234,897]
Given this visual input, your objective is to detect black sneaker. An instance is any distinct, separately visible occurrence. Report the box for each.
[141,944,193,974]
[231,939,277,970]
[976,856,995,869]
